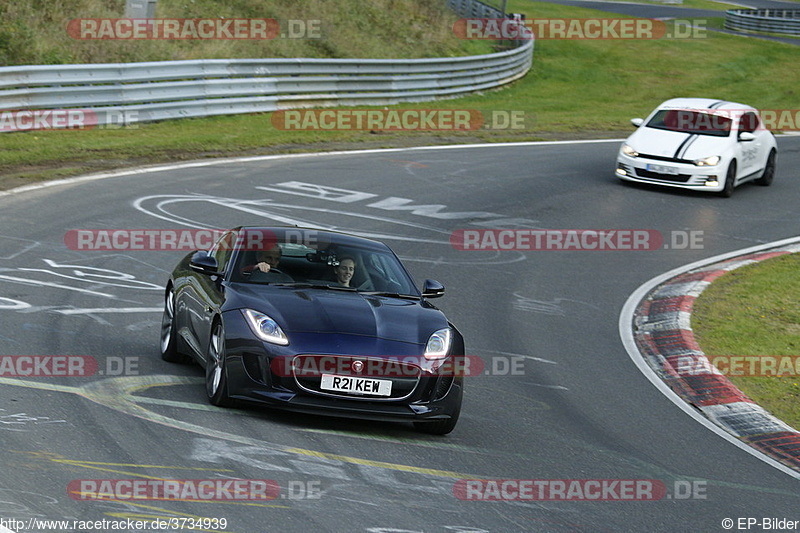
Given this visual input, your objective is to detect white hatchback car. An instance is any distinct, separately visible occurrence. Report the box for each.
[615,98,777,197]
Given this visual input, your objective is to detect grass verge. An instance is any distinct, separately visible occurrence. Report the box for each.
[692,253,800,431]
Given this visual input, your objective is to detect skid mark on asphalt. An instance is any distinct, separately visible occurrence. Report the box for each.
[295,428,481,452]
[294,428,556,463]
[512,293,605,315]
[473,348,557,366]
[0,410,66,431]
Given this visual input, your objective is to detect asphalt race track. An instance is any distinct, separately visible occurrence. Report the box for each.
[0,137,798,532]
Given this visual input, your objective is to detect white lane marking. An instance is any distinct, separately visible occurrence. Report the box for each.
[18,266,161,291]
[55,307,161,315]
[0,239,40,260]
[131,193,529,264]
[0,274,115,298]
[0,140,627,198]
[131,194,457,248]
[133,194,452,240]
[0,297,31,310]
[619,235,800,481]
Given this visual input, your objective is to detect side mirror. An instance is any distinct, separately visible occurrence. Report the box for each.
[738,131,756,142]
[190,251,220,275]
[631,118,644,127]
[422,279,445,299]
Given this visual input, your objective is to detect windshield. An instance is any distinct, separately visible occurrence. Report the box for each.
[229,228,419,296]
[645,109,732,137]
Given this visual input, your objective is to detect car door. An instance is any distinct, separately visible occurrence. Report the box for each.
[737,111,762,179]
[185,231,235,358]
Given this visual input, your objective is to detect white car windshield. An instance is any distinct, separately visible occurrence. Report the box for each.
[646,109,732,137]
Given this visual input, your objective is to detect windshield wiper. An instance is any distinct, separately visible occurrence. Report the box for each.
[272,282,357,291]
[360,291,420,300]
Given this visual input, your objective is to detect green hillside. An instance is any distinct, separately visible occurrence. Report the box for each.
[0,0,493,65]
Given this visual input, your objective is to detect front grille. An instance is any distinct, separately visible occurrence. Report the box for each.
[292,354,421,401]
[635,169,692,183]
[638,153,693,165]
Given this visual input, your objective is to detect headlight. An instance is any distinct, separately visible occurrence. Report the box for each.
[693,155,721,167]
[424,328,452,360]
[242,309,289,345]
[621,144,638,157]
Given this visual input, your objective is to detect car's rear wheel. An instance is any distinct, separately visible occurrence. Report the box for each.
[720,161,737,198]
[206,321,233,407]
[755,149,776,186]
[160,287,190,363]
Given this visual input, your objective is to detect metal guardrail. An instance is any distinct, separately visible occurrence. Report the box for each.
[0,0,534,131]
[724,9,800,35]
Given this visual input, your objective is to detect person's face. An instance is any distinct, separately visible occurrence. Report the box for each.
[335,259,355,286]
[256,248,281,267]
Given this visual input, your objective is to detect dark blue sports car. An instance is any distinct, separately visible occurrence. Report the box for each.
[160,227,464,434]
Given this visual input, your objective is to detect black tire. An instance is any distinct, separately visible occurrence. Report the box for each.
[206,321,233,407]
[755,149,776,186]
[160,287,190,363]
[413,404,461,435]
[720,161,737,198]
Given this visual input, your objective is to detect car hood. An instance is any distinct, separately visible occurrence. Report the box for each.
[627,127,731,161]
[226,284,448,345]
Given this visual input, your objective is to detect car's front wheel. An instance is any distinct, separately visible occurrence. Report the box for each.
[720,161,737,198]
[160,287,190,363]
[206,321,233,407]
[413,403,461,435]
[755,149,776,186]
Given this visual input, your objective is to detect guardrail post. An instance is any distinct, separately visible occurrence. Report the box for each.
[125,0,157,18]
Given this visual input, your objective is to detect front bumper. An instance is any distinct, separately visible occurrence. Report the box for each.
[220,316,463,423]
[616,153,725,192]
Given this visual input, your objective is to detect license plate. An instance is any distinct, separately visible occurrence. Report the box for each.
[646,163,679,175]
[320,374,392,396]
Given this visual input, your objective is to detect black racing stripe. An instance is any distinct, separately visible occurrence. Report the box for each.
[671,101,726,158]
[673,134,696,160]
[676,134,699,159]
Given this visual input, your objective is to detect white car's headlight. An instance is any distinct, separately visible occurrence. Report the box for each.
[621,144,638,157]
[243,309,289,345]
[424,328,452,360]
[693,155,721,167]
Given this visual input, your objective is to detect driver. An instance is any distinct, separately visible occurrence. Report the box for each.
[243,244,282,274]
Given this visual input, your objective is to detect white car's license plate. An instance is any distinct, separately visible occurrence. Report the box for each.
[320,374,392,396]
[646,163,679,175]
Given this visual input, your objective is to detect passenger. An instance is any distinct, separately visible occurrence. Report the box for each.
[333,256,356,287]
